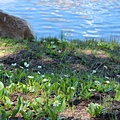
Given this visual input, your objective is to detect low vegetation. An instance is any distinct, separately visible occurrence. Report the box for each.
[0,37,120,120]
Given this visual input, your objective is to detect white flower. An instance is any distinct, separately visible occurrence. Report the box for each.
[104,65,108,69]
[71,87,75,90]
[94,81,100,85]
[43,40,46,42]
[88,103,100,107]
[52,45,56,48]
[42,78,48,82]
[64,75,68,77]
[116,75,120,78]
[24,62,29,67]
[38,66,42,69]
[106,81,110,84]
[51,73,54,75]
[48,83,51,86]
[11,63,16,67]
[116,81,119,84]
[95,103,101,108]
[105,76,110,80]
[0,63,4,66]
[58,50,62,53]
[28,86,35,92]
[89,89,96,92]
[92,70,96,74]
[28,76,34,79]
[53,100,61,107]
[22,84,26,88]
[42,75,45,78]
[38,71,41,74]
[51,41,54,44]
[19,66,24,69]
[2,50,5,53]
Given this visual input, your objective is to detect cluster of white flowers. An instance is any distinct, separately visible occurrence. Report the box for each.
[71,87,75,90]
[53,100,61,107]
[24,62,29,67]
[88,103,101,108]
[93,103,100,108]
[38,66,42,69]
[11,63,17,67]
[89,89,96,92]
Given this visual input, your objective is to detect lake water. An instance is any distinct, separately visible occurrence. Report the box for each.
[0,0,120,41]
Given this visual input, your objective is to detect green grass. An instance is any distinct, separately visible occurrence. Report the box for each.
[0,37,120,120]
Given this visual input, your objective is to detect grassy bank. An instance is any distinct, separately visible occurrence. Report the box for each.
[0,37,120,120]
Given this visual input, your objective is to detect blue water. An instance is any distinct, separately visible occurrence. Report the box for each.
[0,0,120,41]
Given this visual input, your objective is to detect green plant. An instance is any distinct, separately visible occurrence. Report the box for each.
[46,97,66,120]
[0,81,4,91]
[79,82,93,100]
[11,96,23,118]
[87,102,103,117]
[0,105,11,120]
[114,84,120,102]
[21,110,33,120]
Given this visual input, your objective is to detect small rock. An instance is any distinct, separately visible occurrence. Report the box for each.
[0,10,35,40]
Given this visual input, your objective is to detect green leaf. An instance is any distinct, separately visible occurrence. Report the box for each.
[12,96,22,118]
[1,110,7,120]
[47,106,57,120]
[34,112,45,120]
[35,97,43,104]
[59,99,66,112]
[0,81,4,91]
[115,90,120,102]
[4,96,13,105]
[21,110,29,120]
[27,110,33,119]
[20,72,26,79]
[87,102,103,117]
[89,102,95,114]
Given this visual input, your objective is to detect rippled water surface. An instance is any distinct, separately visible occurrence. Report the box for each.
[0,0,120,41]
